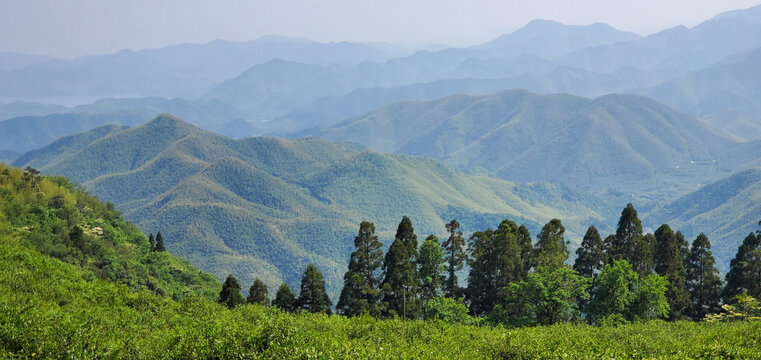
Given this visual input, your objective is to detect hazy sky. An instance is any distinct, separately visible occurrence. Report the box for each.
[2,0,761,58]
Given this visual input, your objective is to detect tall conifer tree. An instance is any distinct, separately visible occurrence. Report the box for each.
[443,219,466,298]
[723,232,761,302]
[337,221,384,316]
[533,218,568,269]
[466,220,524,316]
[574,225,606,278]
[148,233,155,251]
[654,224,690,320]
[686,233,722,320]
[517,225,533,277]
[381,217,419,318]
[610,203,642,262]
[297,264,332,314]
[418,235,445,306]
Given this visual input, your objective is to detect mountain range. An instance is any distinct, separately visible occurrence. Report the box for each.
[14,115,615,298]
[308,90,761,209]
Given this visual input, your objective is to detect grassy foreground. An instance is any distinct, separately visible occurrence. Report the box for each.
[2,236,760,359]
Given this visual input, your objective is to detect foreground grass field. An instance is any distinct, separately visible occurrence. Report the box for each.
[2,236,760,359]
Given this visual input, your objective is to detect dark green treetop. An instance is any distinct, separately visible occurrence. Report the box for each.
[154,231,166,252]
[272,282,296,312]
[297,264,332,314]
[573,225,606,278]
[218,274,245,309]
[247,278,269,306]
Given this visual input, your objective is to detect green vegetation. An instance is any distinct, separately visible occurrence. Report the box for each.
[3,234,761,358]
[15,114,613,299]
[0,164,218,300]
[2,165,761,358]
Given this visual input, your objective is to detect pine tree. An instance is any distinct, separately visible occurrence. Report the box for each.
[443,219,466,298]
[723,232,761,302]
[686,233,722,320]
[154,231,166,252]
[247,278,269,306]
[610,203,642,262]
[381,217,419,318]
[466,220,524,316]
[418,234,445,306]
[272,282,296,312]
[148,233,155,251]
[337,221,384,316]
[630,233,655,276]
[517,225,533,277]
[297,264,332,314]
[533,218,568,269]
[654,224,690,320]
[573,225,606,278]
[218,274,245,309]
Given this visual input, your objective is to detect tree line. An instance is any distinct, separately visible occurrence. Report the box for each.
[217,203,761,326]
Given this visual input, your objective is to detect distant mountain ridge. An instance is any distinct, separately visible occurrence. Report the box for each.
[309,90,761,208]
[15,114,614,298]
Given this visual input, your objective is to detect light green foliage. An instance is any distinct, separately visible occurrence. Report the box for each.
[0,164,218,300]
[707,293,761,322]
[423,297,474,325]
[2,235,761,358]
[588,260,669,324]
[493,266,590,327]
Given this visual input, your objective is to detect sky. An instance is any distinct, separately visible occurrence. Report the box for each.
[2,0,761,58]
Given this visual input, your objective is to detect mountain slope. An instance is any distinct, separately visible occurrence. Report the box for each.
[312,90,760,207]
[16,114,614,298]
[646,168,761,271]
[637,47,761,140]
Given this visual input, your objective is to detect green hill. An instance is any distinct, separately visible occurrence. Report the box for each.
[15,114,614,298]
[4,223,759,358]
[312,90,761,209]
[646,167,761,271]
[0,164,218,300]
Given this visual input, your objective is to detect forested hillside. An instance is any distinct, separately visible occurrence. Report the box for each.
[311,90,761,207]
[14,114,614,298]
[0,164,218,300]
